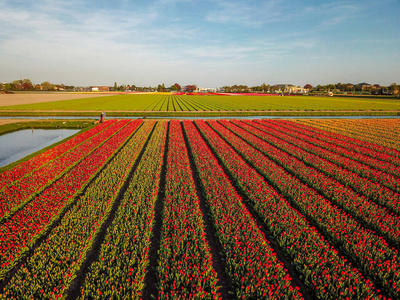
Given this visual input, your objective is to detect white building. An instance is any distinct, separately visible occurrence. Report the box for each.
[196,87,217,93]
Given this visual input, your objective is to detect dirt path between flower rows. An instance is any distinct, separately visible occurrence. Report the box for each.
[0,119,32,126]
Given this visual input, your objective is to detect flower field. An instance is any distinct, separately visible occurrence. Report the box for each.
[1,119,400,299]
[1,94,400,115]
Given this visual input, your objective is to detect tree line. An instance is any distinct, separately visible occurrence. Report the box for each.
[0,79,74,92]
[1,79,399,97]
[222,82,399,96]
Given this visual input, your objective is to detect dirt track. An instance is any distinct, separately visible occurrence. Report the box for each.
[0,119,32,126]
[0,93,111,107]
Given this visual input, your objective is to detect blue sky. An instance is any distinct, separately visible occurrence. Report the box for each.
[0,0,399,87]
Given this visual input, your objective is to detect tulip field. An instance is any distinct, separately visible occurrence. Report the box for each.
[1,118,400,299]
[1,93,400,115]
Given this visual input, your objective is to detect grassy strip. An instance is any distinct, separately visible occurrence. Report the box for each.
[0,120,95,135]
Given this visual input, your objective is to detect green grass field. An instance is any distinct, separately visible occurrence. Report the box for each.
[1,94,399,116]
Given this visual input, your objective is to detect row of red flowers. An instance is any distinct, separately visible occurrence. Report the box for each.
[199,120,383,299]
[0,120,124,221]
[277,119,400,166]
[156,120,219,299]
[183,120,303,299]
[0,120,116,187]
[0,119,133,280]
[296,119,400,155]
[242,119,400,217]
[212,120,399,299]
[231,120,400,247]
[79,121,167,299]
[259,119,400,187]
[272,119,400,171]
[0,120,146,299]
[256,119,400,194]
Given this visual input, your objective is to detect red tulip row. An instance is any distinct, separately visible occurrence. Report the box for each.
[208,120,399,299]
[0,119,136,280]
[258,119,400,180]
[78,121,167,299]
[229,120,400,247]
[277,119,400,166]
[287,119,400,160]
[0,120,116,187]
[197,120,384,299]
[296,119,400,154]
[183,120,303,299]
[239,119,400,216]
[0,120,152,299]
[156,121,219,299]
[0,120,126,221]
[254,119,400,194]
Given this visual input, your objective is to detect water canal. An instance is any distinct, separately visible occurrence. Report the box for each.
[0,129,79,168]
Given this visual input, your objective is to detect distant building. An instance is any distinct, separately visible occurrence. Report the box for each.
[196,87,217,93]
[90,86,110,92]
[355,83,372,91]
[274,84,305,94]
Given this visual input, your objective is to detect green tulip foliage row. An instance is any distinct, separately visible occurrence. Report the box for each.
[79,121,167,299]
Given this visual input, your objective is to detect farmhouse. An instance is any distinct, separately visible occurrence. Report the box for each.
[196,87,217,93]
[90,86,110,92]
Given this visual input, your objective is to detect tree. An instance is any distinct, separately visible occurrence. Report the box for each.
[303,84,313,91]
[12,79,22,85]
[174,83,181,91]
[22,82,33,91]
[389,83,399,96]
[4,83,12,92]
[170,85,178,91]
[114,82,118,91]
[315,84,323,91]
[41,81,54,91]
[261,83,270,93]
[222,86,231,93]
[328,84,336,92]
[22,79,32,85]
